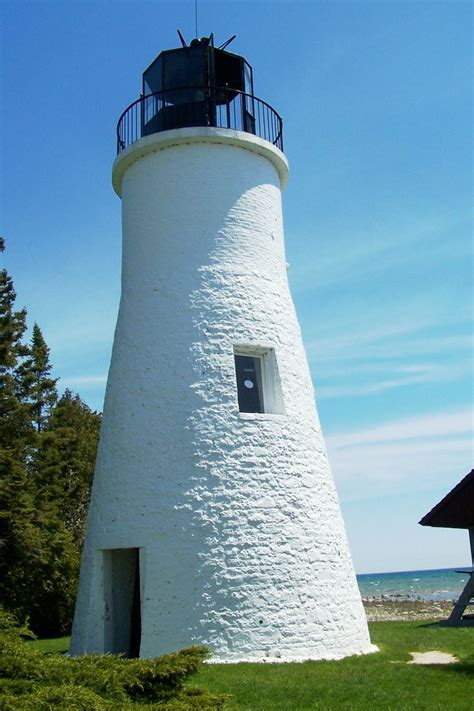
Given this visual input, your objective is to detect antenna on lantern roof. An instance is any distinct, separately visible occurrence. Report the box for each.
[177,29,187,47]
[218,34,237,51]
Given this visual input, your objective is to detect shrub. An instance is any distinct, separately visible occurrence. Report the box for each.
[0,613,227,709]
[0,683,111,710]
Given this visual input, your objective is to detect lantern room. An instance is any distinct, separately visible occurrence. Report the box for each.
[141,35,255,135]
[116,34,283,154]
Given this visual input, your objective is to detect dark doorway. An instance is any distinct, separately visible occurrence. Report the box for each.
[103,548,142,657]
[129,550,141,657]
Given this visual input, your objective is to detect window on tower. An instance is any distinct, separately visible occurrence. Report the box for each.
[234,353,264,413]
[233,347,285,415]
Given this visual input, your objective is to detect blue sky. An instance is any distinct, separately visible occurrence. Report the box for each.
[1,0,472,574]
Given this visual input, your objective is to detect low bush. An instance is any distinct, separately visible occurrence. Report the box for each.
[0,683,111,710]
[0,610,227,709]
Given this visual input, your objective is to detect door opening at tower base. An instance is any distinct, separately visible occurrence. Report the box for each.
[234,347,285,415]
[103,547,142,657]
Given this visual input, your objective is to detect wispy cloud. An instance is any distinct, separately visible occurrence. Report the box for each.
[303,307,473,399]
[60,375,107,387]
[316,359,472,399]
[326,407,473,501]
[306,320,424,358]
[315,358,472,378]
[307,324,473,364]
[326,408,472,449]
[289,211,470,292]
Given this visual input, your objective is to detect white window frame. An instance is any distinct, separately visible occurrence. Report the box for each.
[233,345,285,415]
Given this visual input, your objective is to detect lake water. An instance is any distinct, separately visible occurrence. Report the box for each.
[356,567,472,602]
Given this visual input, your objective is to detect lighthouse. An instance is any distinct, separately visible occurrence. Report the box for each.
[70,35,375,661]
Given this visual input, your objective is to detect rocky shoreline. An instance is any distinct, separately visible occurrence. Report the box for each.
[362,598,454,622]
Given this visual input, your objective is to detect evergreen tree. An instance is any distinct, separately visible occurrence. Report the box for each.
[25,388,101,635]
[16,323,58,433]
[0,238,36,626]
[0,452,80,636]
[0,240,102,636]
[0,240,98,636]
[0,237,32,447]
[37,390,101,546]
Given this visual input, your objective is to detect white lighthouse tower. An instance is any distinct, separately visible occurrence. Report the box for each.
[71,36,374,661]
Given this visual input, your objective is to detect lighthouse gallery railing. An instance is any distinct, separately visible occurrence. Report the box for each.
[116,86,283,154]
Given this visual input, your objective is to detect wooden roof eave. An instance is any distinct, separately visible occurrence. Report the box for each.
[419,469,474,530]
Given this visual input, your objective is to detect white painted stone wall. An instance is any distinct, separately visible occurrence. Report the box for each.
[70,128,375,661]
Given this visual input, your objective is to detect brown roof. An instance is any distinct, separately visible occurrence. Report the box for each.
[419,469,474,529]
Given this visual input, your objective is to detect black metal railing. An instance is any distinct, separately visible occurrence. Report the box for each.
[116,86,283,154]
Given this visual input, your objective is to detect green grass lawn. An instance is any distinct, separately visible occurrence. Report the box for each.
[26,636,70,654]
[29,622,473,710]
[191,622,474,710]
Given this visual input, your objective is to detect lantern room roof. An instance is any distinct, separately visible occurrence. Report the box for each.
[419,469,474,529]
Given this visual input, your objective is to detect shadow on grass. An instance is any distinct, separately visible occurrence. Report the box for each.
[416,621,474,630]
[422,660,474,678]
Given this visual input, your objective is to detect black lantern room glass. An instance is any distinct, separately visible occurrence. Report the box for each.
[141,36,255,136]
